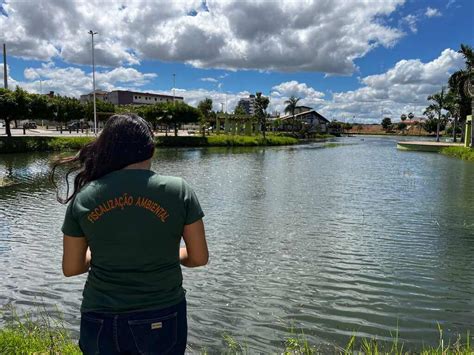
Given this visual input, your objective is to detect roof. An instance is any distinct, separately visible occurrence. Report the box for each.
[111,90,184,99]
[280,109,330,123]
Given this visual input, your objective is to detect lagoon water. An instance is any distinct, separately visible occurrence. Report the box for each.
[1,136,474,352]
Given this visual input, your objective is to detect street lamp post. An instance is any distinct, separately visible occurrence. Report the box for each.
[89,30,98,135]
[172,73,176,104]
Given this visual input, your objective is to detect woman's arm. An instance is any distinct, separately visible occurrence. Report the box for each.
[180,219,208,267]
[62,235,91,277]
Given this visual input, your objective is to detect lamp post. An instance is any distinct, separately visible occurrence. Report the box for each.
[3,43,8,89]
[172,73,176,104]
[89,30,98,135]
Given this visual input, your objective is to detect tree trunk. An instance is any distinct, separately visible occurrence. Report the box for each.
[174,123,178,137]
[453,116,457,143]
[436,114,440,142]
[14,120,18,129]
[5,119,11,137]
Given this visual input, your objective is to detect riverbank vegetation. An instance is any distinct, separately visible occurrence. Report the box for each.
[441,146,474,161]
[1,316,472,355]
[0,134,298,153]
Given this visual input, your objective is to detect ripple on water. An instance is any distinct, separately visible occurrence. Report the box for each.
[1,140,474,352]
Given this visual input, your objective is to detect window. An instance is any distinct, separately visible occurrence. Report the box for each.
[134,96,137,99]
[154,98,157,101]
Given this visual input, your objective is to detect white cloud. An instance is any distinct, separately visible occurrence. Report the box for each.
[446,0,456,8]
[6,48,463,124]
[425,7,441,18]
[16,64,156,97]
[200,77,218,83]
[401,14,418,33]
[322,48,464,121]
[0,0,405,74]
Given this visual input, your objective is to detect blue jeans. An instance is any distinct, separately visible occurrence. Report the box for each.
[79,298,187,355]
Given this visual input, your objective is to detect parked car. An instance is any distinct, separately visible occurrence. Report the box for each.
[68,121,90,130]
[23,122,37,129]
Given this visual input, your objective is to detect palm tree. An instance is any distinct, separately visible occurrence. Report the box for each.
[447,44,474,144]
[284,96,301,132]
[445,90,460,142]
[427,88,446,142]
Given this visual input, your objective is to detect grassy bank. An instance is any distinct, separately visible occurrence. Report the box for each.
[0,136,94,153]
[0,134,298,153]
[441,146,474,161]
[1,316,472,354]
[0,310,81,354]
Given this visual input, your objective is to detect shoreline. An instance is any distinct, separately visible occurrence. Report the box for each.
[0,135,304,154]
[0,319,471,354]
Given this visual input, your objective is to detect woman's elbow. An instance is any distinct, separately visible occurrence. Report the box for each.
[191,253,209,267]
[62,268,76,277]
[62,264,86,277]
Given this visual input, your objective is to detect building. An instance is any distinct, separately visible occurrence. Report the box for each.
[80,90,184,105]
[279,106,330,133]
[80,90,108,104]
[236,94,256,115]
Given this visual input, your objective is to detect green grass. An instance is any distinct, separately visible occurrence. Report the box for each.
[0,136,94,153]
[207,134,298,146]
[157,134,298,147]
[0,134,298,153]
[441,146,474,161]
[0,307,80,354]
[0,317,472,355]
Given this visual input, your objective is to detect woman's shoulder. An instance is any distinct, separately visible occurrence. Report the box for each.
[150,174,185,190]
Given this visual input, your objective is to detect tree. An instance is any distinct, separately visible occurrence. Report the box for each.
[0,88,17,137]
[447,44,473,144]
[12,86,31,128]
[29,94,54,122]
[427,88,447,142]
[165,101,200,136]
[284,96,301,132]
[254,92,269,139]
[197,98,213,137]
[234,104,246,116]
[85,100,115,124]
[445,89,461,142]
[397,122,407,132]
[381,117,392,131]
[399,114,408,134]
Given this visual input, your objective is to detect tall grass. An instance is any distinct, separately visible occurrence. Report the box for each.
[0,313,472,355]
[441,146,474,161]
[0,306,80,354]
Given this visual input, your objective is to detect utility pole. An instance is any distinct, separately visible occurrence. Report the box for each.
[3,43,7,89]
[172,73,176,104]
[89,30,98,135]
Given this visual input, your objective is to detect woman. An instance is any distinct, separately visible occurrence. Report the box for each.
[52,114,208,354]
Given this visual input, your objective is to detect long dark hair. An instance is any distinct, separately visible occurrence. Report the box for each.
[51,114,155,204]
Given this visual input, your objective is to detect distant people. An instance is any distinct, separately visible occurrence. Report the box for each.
[51,114,208,354]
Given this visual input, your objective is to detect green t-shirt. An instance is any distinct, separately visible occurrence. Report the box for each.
[61,169,204,313]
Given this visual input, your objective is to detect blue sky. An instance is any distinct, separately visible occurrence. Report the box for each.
[0,0,472,122]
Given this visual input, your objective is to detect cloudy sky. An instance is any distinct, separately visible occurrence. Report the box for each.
[0,0,472,122]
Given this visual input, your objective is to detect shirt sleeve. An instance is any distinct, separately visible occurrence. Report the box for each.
[61,199,85,237]
[182,179,205,225]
